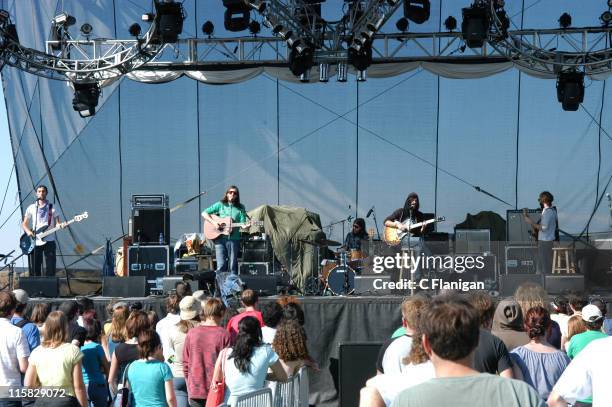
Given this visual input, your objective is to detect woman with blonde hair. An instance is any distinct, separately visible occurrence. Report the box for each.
[102,303,129,361]
[563,314,587,351]
[24,311,88,406]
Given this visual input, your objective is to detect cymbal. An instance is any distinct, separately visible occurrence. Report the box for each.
[299,239,342,247]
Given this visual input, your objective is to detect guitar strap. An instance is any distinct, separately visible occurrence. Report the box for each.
[47,203,53,226]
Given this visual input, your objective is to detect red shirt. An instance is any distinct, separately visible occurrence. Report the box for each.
[227,311,264,343]
[183,326,231,400]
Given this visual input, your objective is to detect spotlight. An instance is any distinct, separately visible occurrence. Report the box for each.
[129,23,142,37]
[556,71,584,111]
[601,11,612,25]
[272,25,292,40]
[202,21,214,36]
[444,16,457,31]
[299,69,310,83]
[53,13,76,27]
[337,62,348,82]
[396,17,409,32]
[72,82,101,118]
[348,41,372,72]
[80,23,92,36]
[286,36,302,50]
[404,0,430,25]
[356,70,367,82]
[142,13,154,22]
[461,5,490,48]
[558,12,572,29]
[154,0,185,43]
[289,45,314,76]
[223,0,250,32]
[248,20,260,35]
[319,63,329,82]
[247,0,266,13]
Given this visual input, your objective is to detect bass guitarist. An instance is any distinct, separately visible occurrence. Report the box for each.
[201,185,250,276]
[21,185,64,276]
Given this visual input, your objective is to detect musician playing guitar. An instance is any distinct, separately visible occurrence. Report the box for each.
[523,191,558,274]
[21,185,65,277]
[201,185,250,276]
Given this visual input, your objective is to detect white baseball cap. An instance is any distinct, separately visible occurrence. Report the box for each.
[581,304,603,323]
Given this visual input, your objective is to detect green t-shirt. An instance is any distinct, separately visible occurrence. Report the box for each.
[567,330,608,359]
[203,201,247,240]
[391,374,545,407]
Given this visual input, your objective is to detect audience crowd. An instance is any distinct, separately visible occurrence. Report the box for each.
[1,280,612,407]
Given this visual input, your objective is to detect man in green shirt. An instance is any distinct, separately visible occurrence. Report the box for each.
[202,185,249,275]
[567,304,608,359]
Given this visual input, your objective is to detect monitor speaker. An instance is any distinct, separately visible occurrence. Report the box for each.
[18,277,59,298]
[102,276,147,297]
[500,274,544,296]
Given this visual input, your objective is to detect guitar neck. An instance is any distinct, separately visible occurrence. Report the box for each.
[39,218,73,238]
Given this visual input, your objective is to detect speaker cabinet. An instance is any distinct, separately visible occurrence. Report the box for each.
[338,342,383,407]
[18,277,59,298]
[102,276,147,297]
[545,275,585,294]
[127,245,170,277]
[500,274,544,296]
[354,275,393,295]
[240,275,278,295]
[132,208,170,245]
[161,277,198,295]
[507,209,539,243]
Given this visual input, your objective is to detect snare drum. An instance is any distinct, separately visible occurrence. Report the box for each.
[325,265,355,295]
[350,249,365,261]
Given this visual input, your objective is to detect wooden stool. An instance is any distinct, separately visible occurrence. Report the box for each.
[552,247,575,274]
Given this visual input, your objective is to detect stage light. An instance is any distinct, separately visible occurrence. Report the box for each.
[53,13,76,27]
[356,70,367,82]
[248,20,261,35]
[601,11,612,25]
[444,16,457,31]
[396,17,409,32]
[558,13,572,29]
[129,23,141,37]
[348,41,372,72]
[272,25,292,40]
[319,63,329,82]
[461,5,489,48]
[80,23,92,36]
[247,0,266,13]
[202,21,214,37]
[223,0,250,32]
[154,0,185,43]
[404,0,430,25]
[289,46,314,76]
[299,69,310,83]
[72,82,101,118]
[286,36,302,49]
[556,71,584,111]
[142,13,154,22]
[337,62,348,82]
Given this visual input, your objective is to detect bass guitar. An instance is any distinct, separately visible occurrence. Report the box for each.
[204,214,263,240]
[19,212,88,255]
[383,216,445,246]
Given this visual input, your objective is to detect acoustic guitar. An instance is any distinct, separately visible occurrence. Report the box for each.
[204,214,263,240]
[383,216,445,246]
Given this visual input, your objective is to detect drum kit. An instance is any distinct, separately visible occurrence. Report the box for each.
[300,238,369,296]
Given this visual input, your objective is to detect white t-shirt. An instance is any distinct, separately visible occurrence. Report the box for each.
[539,207,557,242]
[550,313,570,338]
[262,326,276,344]
[553,336,612,406]
[382,335,413,375]
[156,312,181,362]
[24,201,61,244]
[0,318,30,386]
[368,361,435,406]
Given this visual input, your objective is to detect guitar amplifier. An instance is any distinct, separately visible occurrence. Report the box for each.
[174,258,198,273]
[505,246,538,274]
[507,209,540,243]
[128,245,170,277]
[131,194,169,208]
[239,262,271,276]
[242,239,272,263]
[455,229,490,254]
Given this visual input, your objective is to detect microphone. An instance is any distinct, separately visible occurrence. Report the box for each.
[366,206,374,218]
[347,215,353,222]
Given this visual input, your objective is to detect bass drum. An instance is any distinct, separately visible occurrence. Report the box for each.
[325,265,355,296]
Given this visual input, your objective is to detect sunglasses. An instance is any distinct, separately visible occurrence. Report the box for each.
[227,191,237,195]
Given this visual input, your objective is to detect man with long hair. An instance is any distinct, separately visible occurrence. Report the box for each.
[523,191,558,274]
[202,185,249,276]
[344,218,369,252]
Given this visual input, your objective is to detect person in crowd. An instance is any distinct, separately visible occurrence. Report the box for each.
[127,330,176,407]
[281,302,305,326]
[564,314,586,352]
[148,310,160,330]
[81,315,110,407]
[168,296,200,407]
[272,320,316,377]
[390,295,544,407]
[276,295,301,309]
[514,283,561,349]
[226,289,264,343]
[548,336,612,406]
[76,297,96,327]
[108,311,150,398]
[492,298,530,351]
[157,294,181,362]
[102,303,129,361]
[550,296,571,346]
[175,282,193,299]
[465,291,513,378]
[24,311,87,407]
[377,295,429,375]
[261,301,283,344]
[509,306,570,400]
[215,316,287,405]
[102,300,118,336]
[183,298,231,407]
[30,302,50,339]
[567,295,588,316]
[0,292,30,407]
[10,289,40,351]
[59,300,87,347]
[129,301,143,313]
[567,304,608,359]
[192,290,207,304]
[588,297,612,336]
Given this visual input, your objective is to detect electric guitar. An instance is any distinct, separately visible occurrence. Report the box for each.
[383,216,445,246]
[19,212,88,255]
[204,214,264,240]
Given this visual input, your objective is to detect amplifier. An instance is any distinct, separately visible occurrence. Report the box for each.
[239,262,271,276]
[240,275,278,295]
[545,275,585,294]
[131,194,169,208]
[354,275,393,296]
[175,258,198,273]
[128,245,170,277]
[242,239,272,263]
[505,246,538,274]
[132,207,170,245]
[455,229,490,254]
[18,277,59,298]
[507,209,539,243]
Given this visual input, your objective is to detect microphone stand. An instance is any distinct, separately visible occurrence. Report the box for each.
[608,194,612,231]
[371,210,381,240]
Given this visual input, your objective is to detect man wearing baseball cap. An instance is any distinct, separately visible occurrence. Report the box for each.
[566,304,608,360]
[10,289,40,351]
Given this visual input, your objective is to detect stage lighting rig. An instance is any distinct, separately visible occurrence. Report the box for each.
[223,0,251,32]
[337,61,348,82]
[53,13,76,27]
[248,20,261,35]
[444,16,457,31]
[289,44,314,76]
[72,82,101,118]
[202,21,215,37]
[80,23,93,37]
[396,17,409,32]
[404,0,430,25]
[556,71,584,111]
[558,13,572,29]
[129,23,142,37]
[601,11,612,26]
[461,4,490,48]
[319,62,329,82]
[151,0,185,43]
